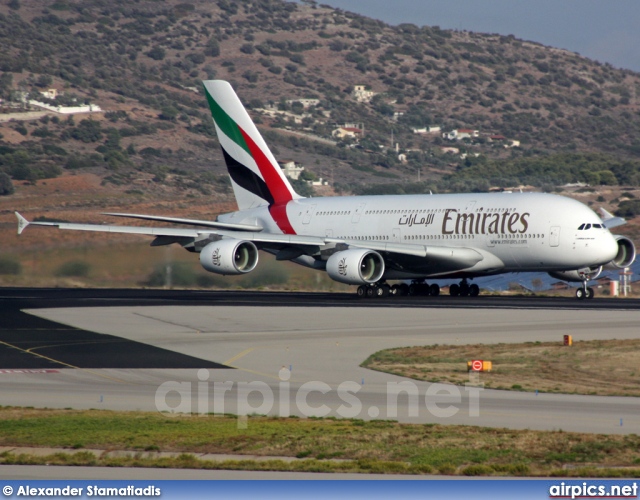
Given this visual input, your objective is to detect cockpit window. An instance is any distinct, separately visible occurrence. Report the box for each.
[584,223,591,230]
[578,223,585,230]
[593,223,602,228]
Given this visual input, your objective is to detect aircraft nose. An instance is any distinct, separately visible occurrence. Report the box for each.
[601,232,619,263]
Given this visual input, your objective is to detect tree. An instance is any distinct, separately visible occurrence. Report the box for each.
[146,47,166,61]
[204,37,220,57]
[159,106,178,121]
[0,172,14,195]
[71,119,102,143]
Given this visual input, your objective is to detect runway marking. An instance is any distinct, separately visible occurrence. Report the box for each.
[223,348,289,380]
[0,340,128,385]
[25,339,124,353]
[132,312,202,333]
[224,348,255,366]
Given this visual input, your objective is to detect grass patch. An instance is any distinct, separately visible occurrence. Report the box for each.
[362,339,640,397]
[0,407,639,476]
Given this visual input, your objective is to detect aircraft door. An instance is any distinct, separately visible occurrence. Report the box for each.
[352,203,366,223]
[302,204,316,224]
[550,226,560,247]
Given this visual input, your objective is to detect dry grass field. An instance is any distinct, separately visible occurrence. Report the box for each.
[363,339,640,397]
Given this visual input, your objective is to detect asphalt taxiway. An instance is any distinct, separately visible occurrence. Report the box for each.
[0,288,639,435]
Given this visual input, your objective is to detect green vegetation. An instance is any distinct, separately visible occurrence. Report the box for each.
[0,408,638,476]
[54,260,91,278]
[451,153,640,188]
[0,256,22,275]
[615,199,640,218]
[143,260,290,289]
[0,172,14,195]
[1,0,640,194]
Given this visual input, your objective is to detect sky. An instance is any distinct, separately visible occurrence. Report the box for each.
[317,0,640,73]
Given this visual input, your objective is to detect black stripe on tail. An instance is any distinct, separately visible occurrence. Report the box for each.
[222,147,275,206]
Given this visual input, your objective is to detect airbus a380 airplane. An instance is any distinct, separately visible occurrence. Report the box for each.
[16,80,636,299]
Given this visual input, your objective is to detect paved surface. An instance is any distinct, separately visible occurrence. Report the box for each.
[0,465,439,480]
[0,288,638,435]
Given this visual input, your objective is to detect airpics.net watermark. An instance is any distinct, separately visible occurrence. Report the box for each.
[154,368,484,426]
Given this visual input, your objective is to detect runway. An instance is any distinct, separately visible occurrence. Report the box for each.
[0,288,639,435]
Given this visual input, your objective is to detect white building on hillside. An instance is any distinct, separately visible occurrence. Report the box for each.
[279,160,304,180]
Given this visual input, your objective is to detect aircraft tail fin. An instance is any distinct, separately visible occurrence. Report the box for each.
[202,80,301,211]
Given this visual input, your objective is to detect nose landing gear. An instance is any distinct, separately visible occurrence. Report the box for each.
[576,281,594,300]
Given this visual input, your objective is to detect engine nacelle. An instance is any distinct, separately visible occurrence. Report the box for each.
[604,235,636,270]
[200,239,258,275]
[326,248,385,285]
[548,266,602,283]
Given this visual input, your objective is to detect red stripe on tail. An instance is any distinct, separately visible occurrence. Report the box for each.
[238,126,297,234]
[268,203,296,235]
[239,128,293,205]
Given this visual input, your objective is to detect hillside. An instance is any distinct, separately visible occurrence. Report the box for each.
[2,0,640,200]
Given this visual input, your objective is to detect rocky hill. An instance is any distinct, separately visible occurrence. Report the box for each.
[2,0,640,201]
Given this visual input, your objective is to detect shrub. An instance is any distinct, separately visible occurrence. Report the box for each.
[0,173,14,195]
[204,37,220,57]
[143,262,197,287]
[55,260,91,277]
[239,43,255,55]
[0,256,22,275]
[615,200,640,218]
[146,47,165,61]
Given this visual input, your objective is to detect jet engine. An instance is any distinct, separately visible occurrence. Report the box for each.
[604,235,636,270]
[548,266,602,283]
[200,239,258,275]
[326,249,385,285]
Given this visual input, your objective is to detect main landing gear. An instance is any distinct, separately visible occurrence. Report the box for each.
[575,281,594,300]
[356,280,441,298]
[357,282,391,298]
[448,279,480,297]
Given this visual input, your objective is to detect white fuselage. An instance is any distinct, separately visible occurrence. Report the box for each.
[219,192,619,279]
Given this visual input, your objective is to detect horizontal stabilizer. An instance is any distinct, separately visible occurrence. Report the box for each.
[15,212,29,235]
[599,208,626,229]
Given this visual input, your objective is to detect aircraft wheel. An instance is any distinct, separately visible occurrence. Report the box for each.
[391,284,399,296]
[586,287,594,299]
[459,283,470,297]
[376,284,390,297]
[398,284,409,296]
[469,284,480,297]
[366,286,376,298]
[576,288,585,300]
[449,284,460,296]
[429,283,440,296]
[408,284,418,296]
[357,285,367,298]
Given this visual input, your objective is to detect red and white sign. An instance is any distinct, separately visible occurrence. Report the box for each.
[471,360,483,371]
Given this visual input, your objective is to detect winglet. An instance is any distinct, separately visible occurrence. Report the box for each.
[15,212,29,235]
[599,207,626,229]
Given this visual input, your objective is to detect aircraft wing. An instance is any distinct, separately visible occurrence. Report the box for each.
[16,212,494,275]
[102,213,263,231]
